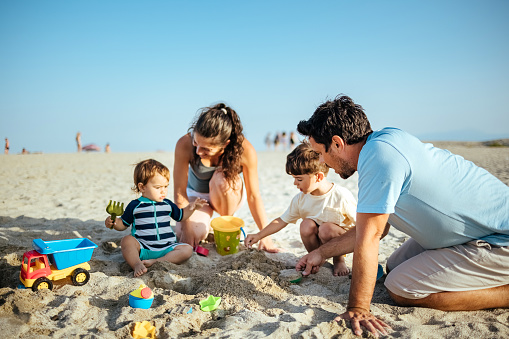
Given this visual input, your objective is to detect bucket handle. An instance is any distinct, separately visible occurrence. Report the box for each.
[240,227,246,242]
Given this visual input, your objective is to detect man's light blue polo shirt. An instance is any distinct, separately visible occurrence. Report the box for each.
[357,128,509,249]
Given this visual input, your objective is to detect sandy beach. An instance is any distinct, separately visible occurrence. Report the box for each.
[1,142,508,338]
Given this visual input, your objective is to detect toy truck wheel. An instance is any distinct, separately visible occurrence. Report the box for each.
[71,268,90,286]
[32,277,53,291]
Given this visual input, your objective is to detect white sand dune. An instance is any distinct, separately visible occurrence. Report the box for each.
[0,145,508,338]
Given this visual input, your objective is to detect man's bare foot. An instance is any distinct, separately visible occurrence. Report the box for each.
[333,257,350,276]
[133,262,148,277]
[142,259,157,268]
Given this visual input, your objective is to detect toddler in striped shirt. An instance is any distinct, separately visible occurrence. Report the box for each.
[105,159,207,277]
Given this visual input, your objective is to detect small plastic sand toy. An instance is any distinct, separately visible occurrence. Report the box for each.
[376,264,384,280]
[199,295,221,311]
[194,245,209,256]
[169,305,193,314]
[290,273,304,284]
[106,200,124,228]
[129,284,154,309]
[132,321,156,339]
[19,238,97,291]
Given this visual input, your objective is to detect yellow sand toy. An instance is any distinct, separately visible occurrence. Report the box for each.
[210,216,246,255]
[132,321,156,339]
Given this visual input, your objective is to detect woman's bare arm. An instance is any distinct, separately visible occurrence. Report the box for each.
[241,139,278,252]
[173,133,193,208]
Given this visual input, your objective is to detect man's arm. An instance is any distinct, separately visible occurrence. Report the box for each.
[339,212,391,337]
[296,227,355,275]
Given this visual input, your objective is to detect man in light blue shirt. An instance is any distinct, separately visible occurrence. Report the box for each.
[295,95,509,337]
[358,127,509,248]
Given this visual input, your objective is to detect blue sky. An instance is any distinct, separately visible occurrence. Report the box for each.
[1,0,508,153]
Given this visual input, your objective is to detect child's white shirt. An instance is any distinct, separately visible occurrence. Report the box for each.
[280,183,357,230]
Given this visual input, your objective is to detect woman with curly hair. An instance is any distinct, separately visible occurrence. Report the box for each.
[173,103,278,252]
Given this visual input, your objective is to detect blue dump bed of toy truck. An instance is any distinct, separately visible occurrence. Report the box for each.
[32,238,98,270]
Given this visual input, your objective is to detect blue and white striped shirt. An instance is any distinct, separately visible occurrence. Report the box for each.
[121,197,183,251]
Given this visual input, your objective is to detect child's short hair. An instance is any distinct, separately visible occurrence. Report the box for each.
[133,159,170,193]
[286,141,329,176]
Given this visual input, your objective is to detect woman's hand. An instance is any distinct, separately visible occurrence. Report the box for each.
[257,236,281,253]
[335,308,391,338]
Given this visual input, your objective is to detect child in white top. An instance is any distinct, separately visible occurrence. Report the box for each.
[245,141,357,276]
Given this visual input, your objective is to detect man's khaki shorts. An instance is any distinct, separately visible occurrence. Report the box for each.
[384,238,509,299]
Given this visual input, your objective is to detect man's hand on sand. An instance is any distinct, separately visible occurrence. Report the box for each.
[295,250,326,275]
[336,308,391,338]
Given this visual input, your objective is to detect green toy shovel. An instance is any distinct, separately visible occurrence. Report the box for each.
[106,200,124,228]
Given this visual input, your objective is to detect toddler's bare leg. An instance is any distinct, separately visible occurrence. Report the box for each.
[120,235,147,277]
[300,218,320,252]
[143,244,193,267]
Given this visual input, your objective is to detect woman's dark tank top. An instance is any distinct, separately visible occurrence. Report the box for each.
[187,160,217,193]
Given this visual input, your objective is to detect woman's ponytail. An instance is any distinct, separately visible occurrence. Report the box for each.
[190,103,244,187]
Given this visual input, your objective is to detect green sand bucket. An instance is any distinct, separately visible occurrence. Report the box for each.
[210,216,244,255]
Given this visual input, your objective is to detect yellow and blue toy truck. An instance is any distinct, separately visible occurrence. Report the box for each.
[19,238,97,291]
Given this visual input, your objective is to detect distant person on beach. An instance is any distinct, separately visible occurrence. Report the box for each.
[245,141,357,276]
[281,131,288,150]
[4,138,9,154]
[76,132,82,152]
[273,132,280,151]
[265,132,272,150]
[295,95,509,337]
[173,103,278,252]
[105,159,208,277]
[105,143,111,153]
[289,131,299,150]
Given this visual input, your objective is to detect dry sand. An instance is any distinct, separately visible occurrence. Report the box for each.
[1,142,508,338]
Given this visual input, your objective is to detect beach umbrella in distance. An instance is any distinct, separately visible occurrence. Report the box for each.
[82,144,101,152]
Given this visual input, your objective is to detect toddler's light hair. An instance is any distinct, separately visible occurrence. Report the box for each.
[132,159,170,193]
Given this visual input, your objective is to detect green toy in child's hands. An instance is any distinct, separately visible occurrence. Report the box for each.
[106,200,124,228]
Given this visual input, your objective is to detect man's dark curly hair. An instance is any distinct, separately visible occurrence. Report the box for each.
[297,95,372,151]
